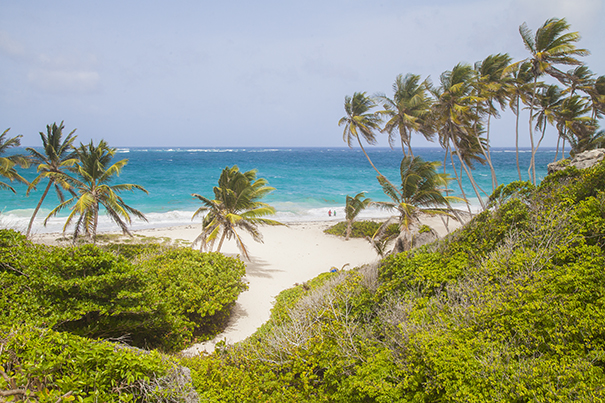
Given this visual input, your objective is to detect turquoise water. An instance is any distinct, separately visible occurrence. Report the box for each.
[0,147,557,233]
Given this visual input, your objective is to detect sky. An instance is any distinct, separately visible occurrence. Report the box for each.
[1,0,604,148]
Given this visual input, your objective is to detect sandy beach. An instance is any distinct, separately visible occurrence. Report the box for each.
[32,215,462,356]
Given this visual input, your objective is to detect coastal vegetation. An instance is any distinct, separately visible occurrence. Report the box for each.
[0,231,247,400]
[184,156,605,401]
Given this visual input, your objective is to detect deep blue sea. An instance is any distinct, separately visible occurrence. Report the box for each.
[0,147,558,234]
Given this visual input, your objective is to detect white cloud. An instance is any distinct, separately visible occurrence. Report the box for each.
[27,69,100,93]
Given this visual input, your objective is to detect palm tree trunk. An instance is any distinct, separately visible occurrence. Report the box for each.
[452,143,486,210]
[216,231,227,252]
[529,77,538,185]
[92,204,99,245]
[485,113,498,190]
[515,96,522,180]
[357,137,402,197]
[554,135,561,162]
[448,147,473,215]
[26,180,53,238]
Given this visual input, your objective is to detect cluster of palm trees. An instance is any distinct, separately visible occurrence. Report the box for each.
[0,122,147,243]
[340,18,604,211]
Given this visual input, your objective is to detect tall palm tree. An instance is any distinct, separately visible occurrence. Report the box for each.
[532,84,563,168]
[45,140,148,244]
[506,61,533,179]
[472,53,512,191]
[431,63,486,210]
[344,192,372,240]
[518,17,589,184]
[373,156,458,254]
[376,74,434,157]
[0,128,29,193]
[25,122,78,237]
[192,165,282,260]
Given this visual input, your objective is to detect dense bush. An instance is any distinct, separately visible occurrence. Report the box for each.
[0,325,196,402]
[325,220,399,238]
[184,161,605,401]
[0,233,247,352]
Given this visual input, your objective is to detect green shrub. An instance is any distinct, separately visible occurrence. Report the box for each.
[0,231,247,352]
[325,220,399,238]
[0,325,195,402]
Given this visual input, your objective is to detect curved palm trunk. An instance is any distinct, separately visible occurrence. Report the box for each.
[357,137,402,198]
[26,180,53,238]
[448,146,473,215]
[451,143,486,210]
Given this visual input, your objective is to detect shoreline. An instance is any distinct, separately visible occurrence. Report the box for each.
[28,215,464,356]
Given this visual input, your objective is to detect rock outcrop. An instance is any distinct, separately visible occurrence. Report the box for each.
[548,148,605,174]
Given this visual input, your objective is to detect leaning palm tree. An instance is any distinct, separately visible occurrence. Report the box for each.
[555,94,597,157]
[518,17,589,184]
[431,63,487,210]
[376,74,435,157]
[339,92,387,176]
[0,128,29,193]
[192,166,283,260]
[344,192,372,240]
[532,84,563,168]
[472,53,512,191]
[45,140,148,244]
[25,121,78,237]
[373,156,459,254]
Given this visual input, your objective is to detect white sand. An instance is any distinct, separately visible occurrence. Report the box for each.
[32,215,463,356]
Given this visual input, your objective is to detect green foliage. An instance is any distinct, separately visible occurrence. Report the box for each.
[183,160,605,401]
[0,325,194,402]
[325,220,399,238]
[0,232,246,352]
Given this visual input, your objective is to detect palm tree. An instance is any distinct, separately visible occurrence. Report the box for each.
[507,61,533,179]
[518,17,589,184]
[339,93,387,175]
[192,166,282,260]
[555,95,597,156]
[373,156,458,254]
[0,128,29,193]
[45,140,148,244]
[431,63,486,210]
[472,53,512,191]
[376,74,434,157]
[344,192,372,240]
[532,84,563,168]
[25,122,78,237]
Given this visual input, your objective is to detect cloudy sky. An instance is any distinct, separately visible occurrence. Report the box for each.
[1,0,604,148]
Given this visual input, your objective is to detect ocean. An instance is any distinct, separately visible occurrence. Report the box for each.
[0,147,557,234]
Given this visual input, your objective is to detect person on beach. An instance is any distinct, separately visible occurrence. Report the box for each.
[328,210,332,217]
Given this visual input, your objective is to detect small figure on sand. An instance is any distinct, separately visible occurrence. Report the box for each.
[328,210,332,217]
